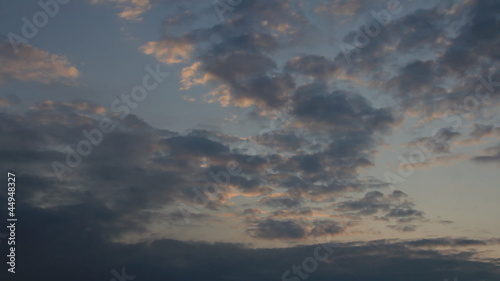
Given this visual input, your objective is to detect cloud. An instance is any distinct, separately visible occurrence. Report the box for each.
[385,208,424,223]
[0,99,426,248]
[0,42,79,84]
[3,1,500,279]
[90,0,152,21]
[338,191,390,216]
[470,124,495,140]
[285,55,338,80]
[390,190,408,199]
[323,0,500,125]
[246,219,306,239]
[201,53,295,109]
[260,197,303,209]
[438,0,500,75]
[408,127,461,154]
[310,220,345,236]
[11,202,500,281]
[139,0,319,109]
[458,123,500,144]
[140,39,194,65]
[387,224,417,232]
[252,131,303,152]
[337,190,425,226]
[472,142,500,163]
[292,84,397,134]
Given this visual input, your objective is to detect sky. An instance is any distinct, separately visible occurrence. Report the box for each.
[0,0,499,280]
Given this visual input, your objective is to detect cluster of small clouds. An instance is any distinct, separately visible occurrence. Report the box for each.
[2,0,499,244]
[0,97,423,246]
[0,1,498,243]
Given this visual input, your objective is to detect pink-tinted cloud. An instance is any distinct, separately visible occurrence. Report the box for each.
[0,42,79,85]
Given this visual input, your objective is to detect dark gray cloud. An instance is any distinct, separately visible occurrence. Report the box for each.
[404,238,490,248]
[246,219,307,239]
[6,202,500,281]
[385,60,437,103]
[338,191,390,215]
[292,84,397,134]
[468,123,500,142]
[253,131,303,152]
[386,208,425,223]
[472,142,500,163]
[390,190,408,199]
[387,224,417,232]
[142,0,321,110]
[202,53,295,108]
[326,0,500,124]
[408,127,461,154]
[338,190,425,226]
[285,55,338,80]
[438,0,500,75]
[261,197,303,209]
[163,135,229,157]
[470,124,494,139]
[310,220,345,236]
[0,100,402,243]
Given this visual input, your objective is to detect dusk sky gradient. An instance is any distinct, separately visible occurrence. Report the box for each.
[0,0,499,280]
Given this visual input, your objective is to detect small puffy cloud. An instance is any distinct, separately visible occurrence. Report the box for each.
[90,0,152,21]
[180,61,212,90]
[140,39,193,65]
[0,42,79,84]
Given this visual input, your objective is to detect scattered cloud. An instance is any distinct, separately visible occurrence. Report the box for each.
[90,0,152,21]
[0,42,79,84]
